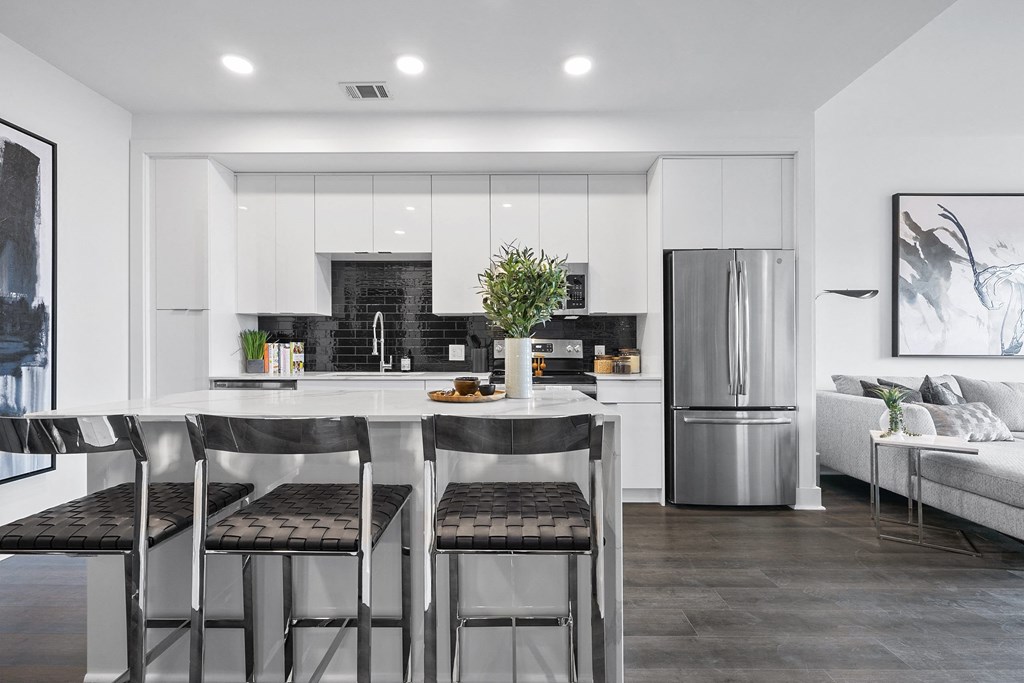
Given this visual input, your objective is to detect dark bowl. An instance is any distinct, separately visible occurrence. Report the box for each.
[453,377,481,396]
[478,384,496,396]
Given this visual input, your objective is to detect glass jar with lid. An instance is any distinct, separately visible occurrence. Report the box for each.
[618,348,641,374]
[593,355,614,374]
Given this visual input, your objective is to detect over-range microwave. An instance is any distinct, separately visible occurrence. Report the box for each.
[554,263,588,316]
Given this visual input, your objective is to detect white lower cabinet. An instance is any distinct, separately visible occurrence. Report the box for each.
[597,379,663,500]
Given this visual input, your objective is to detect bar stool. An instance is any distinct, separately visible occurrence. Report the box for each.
[0,415,253,682]
[421,414,606,683]
[186,414,413,683]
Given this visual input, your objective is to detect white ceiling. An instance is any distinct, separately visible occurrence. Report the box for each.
[0,0,954,115]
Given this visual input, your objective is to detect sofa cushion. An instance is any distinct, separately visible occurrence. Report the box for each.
[831,374,961,397]
[919,403,1014,442]
[920,375,967,406]
[919,440,1024,508]
[954,376,1024,431]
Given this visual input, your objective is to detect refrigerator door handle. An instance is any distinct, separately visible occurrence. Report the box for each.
[738,261,750,396]
[681,416,793,426]
[726,260,737,395]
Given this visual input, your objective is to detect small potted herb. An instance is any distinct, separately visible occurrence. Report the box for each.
[240,329,269,374]
[478,243,567,398]
[873,386,919,439]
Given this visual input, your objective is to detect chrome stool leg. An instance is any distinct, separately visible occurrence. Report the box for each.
[242,553,256,683]
[590,548,606,683]
[568,555,579,683]
[449,555,461,683]
[425,539,438,682]
[282,555,295,683]
[401,505,413,683]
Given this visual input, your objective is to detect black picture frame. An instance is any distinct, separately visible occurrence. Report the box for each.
[893,192,1024,358]
[0,116,57,484]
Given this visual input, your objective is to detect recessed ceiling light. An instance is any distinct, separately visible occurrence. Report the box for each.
[237,205,249,211]
[394,230,406,235]
[563,55,592,76]
[405,206,416,211]
[502,203,512,208]
[221,54,254,75]
[396,55,425,75]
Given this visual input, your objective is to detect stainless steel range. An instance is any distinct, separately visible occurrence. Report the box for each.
[490,338,597,398]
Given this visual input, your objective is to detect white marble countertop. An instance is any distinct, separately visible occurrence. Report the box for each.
[211,371,491,381]
[38,388,617,422]
[585,372,662,381]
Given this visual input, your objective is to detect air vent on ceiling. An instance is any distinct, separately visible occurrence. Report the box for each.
[339,82,391,100]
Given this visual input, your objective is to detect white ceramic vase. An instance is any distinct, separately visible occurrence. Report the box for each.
[504,338,533,399]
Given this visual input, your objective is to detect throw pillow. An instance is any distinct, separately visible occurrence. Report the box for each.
[920,375,967,405]
[953,376,1024,432]
[878,378,924,403]
[919,402,1014,442]
[860,380,885,399]
[832,374,865,396]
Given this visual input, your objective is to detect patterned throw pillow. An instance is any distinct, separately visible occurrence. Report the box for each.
[877,379,924,403]
[920,375,967,406]
[860,380,885,399]
[919,403,1014,442]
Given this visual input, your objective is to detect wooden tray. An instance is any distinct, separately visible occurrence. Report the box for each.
[427,389,506,403]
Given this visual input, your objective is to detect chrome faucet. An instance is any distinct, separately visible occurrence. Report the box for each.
[371,311,392,373]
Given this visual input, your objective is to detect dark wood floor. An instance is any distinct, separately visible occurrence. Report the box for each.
[3,476,1024,682]
[624,476,1024,682]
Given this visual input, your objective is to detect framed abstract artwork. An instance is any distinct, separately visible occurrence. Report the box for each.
[0,117,56,484]
[893,193,1024,357]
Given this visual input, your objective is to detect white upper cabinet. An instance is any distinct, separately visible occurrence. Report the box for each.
[661,158,723,250]
[431,175,490,315]
[539,175,588,262]
[660,157,793,250]
[372,175,431,253]
[153,158,211,310]
[314,175,373,253]
[588,175,647,314]
[236,175,277,314]
[722,158,783,249]
[490,175,540,253]
[237,175,330,315]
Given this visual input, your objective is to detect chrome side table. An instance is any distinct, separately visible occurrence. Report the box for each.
[869,430,981,556]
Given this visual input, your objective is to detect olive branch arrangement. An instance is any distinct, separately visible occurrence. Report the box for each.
[477,243,568,338]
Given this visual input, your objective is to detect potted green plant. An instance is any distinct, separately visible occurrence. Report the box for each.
[240,329,269,374]
[478,243,567,398]
[872,386,919,439]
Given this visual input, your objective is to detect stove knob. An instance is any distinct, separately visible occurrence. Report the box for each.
[574,345,582,353]
[566,344,573,353]
[495,342,503,353]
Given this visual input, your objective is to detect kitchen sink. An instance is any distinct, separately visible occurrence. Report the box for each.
[322,372,426,377]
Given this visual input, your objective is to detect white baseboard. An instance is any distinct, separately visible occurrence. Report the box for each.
[623,488,662,504]
[791,486,825,510]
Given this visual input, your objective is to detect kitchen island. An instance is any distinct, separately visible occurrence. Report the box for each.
[40,388,621,683]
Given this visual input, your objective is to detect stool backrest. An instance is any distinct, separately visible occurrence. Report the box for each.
[0,415,147,460]
[185,414,371,462]
[421,414,602,462]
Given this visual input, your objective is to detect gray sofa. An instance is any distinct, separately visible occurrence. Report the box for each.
[817,374,1024,541]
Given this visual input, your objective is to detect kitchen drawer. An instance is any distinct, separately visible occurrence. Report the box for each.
[596,380,662,404]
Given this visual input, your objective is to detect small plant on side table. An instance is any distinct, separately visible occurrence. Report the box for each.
[873,386,919,438]
[240,329,269,373]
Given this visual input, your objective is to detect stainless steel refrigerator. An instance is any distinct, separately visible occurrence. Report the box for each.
[665,249,798,506]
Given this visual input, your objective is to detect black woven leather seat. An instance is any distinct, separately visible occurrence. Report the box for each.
[435,481,592,552]
[205,483,412,552]
[0,481,254,552]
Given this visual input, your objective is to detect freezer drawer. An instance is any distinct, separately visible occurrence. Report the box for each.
[669,410,796,506]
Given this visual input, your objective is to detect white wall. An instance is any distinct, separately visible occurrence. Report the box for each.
[815,0,1024,387]
[0,33,131,526]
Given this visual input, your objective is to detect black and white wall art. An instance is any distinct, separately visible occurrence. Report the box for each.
[894,193,1024,357]
[0,117,56,484]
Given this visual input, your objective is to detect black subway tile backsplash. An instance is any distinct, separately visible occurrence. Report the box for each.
[259,261,637,372]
